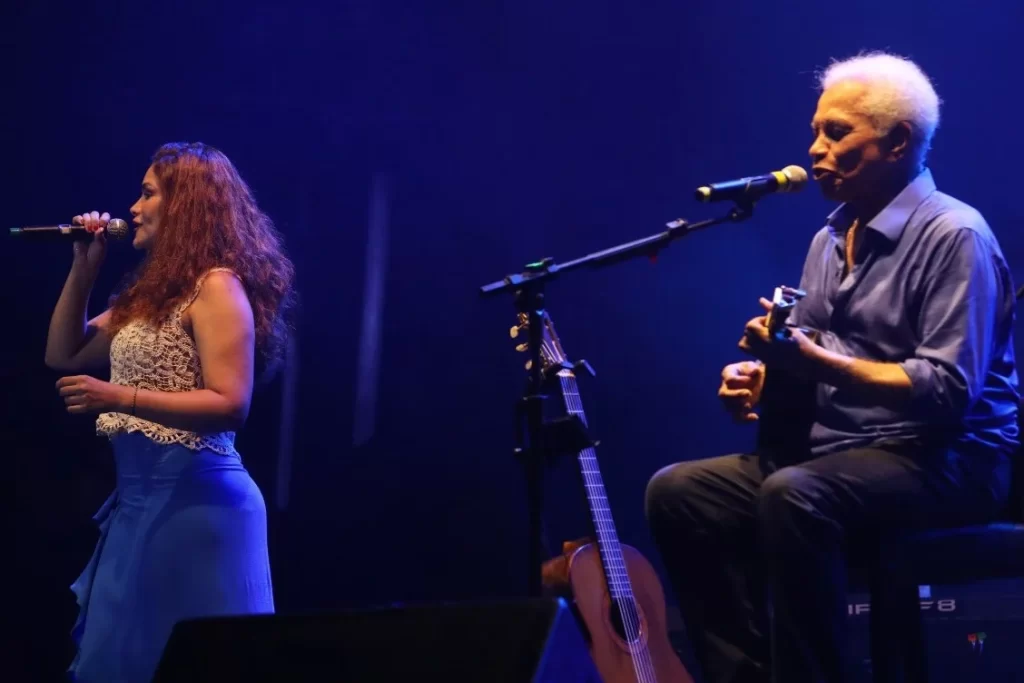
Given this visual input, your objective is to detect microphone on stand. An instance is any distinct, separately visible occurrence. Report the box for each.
[9,218,130,242]
[695,165,808,204]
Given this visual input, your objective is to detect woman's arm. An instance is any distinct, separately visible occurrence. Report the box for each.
[46,300,113,372]
[45,229,113,372]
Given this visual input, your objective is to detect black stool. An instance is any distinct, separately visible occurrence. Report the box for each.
[859,418,1024,682]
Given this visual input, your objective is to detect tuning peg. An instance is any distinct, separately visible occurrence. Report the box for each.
[515,343,529,353]
[574,359,596,377]
[510,325,521,339]
[525,360,533,371]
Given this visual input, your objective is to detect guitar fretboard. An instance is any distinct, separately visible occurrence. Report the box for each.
[559,371,635,601]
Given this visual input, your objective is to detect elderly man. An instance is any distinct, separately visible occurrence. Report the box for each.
[645,52,1018,683]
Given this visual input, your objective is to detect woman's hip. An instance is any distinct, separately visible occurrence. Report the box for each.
[110,433,262,504]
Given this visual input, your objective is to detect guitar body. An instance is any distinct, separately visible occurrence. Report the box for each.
[755,363,818,465]
[567,543,694,683]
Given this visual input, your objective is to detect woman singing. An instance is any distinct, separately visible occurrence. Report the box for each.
[45,142,295,682]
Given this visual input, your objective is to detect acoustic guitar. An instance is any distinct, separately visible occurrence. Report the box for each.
[754,285,819,464]
[512,310,694,683]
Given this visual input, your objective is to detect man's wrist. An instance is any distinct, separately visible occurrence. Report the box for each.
[805,343,853,385]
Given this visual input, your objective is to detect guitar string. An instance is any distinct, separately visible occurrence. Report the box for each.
[554,362,658,683]
[540,335,657,683]
[563,376,657,683]
[569,400,655,682]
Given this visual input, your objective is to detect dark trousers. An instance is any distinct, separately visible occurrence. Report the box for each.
[644,443,1010,683]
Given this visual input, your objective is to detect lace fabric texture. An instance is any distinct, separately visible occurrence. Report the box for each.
[95,268,238,455]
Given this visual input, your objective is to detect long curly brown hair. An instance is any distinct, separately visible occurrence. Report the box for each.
[109,142,295,371]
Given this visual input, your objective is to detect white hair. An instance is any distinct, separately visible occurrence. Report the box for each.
[818,51,941,168]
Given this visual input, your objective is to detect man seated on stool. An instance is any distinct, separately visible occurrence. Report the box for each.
[645,51,1019,683]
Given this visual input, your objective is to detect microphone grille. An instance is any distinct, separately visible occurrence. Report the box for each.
[106,218,130,240]
[781,165,808,192]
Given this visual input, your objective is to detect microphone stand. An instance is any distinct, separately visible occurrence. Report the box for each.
[479,200,755,598]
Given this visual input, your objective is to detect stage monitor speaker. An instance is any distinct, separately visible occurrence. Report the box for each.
[152,597,601,682]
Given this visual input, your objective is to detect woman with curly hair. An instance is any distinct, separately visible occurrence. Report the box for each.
[45,142,295,682]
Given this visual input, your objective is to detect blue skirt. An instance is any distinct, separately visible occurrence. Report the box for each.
[70,432,274,683]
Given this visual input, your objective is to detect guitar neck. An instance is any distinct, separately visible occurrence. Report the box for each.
[558,371,635,601]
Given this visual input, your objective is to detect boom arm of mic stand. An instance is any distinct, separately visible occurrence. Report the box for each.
[478,201,754,298]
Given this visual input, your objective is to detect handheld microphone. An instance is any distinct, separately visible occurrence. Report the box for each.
[695,165,808,203]
[9,218,130,242]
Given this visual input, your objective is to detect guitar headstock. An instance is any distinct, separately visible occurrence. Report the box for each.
[510,311,595,377]
[764,285,806,340]
[510,310,567,372]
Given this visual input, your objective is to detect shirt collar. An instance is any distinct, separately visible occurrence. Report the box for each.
[825,168,937,242]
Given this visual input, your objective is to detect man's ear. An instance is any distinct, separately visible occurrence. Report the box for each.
[886,121,913,161]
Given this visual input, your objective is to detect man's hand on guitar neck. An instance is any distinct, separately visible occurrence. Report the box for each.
[738,297,914,408]
[738,297,819,377]
[718,361,765,422]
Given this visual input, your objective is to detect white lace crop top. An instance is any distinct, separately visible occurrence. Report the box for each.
[95,268,239,455]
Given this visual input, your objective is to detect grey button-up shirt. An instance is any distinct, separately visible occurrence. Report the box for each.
[791,168,1019,457]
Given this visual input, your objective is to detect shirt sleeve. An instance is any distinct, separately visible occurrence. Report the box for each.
[898,225,1004,424]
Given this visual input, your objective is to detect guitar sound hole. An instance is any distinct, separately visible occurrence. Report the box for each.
[609,597,642,644]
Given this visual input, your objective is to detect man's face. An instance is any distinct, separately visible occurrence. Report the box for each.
[808,81,897,204]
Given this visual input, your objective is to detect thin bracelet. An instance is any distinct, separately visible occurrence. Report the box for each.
[131,386,139,416]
